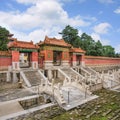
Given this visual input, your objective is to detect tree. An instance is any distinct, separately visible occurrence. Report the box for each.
[59,25,82,47]
[60,25,117,57]
[115,53,120,57]
[80,33,96,55]
[94,40,103,56]
[0,26,10,51]
[103,45,115,57]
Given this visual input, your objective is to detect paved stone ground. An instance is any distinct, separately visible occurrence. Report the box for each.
[0,101,23,117]
[9,88,120,120]
[0,82,36,102]
[61,86,88,103]
[61,86,98,110]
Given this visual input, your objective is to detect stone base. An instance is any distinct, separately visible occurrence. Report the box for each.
[12,62,20,70]
[72,61,77,66]
[32,61,38,69]
[80,61,85,66]
[61,61,70,67]
[44,61,53,69]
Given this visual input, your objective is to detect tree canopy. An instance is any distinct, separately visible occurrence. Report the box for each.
[0,26,10,51]
[60,25,117,57]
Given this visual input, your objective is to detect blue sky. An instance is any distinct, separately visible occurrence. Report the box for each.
[0,0,120,53]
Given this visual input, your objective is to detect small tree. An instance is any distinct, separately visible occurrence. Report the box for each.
[0,26,10,51]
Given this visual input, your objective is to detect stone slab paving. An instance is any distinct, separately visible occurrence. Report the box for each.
[0,101,23,117]
[0,88,36,102]
[0,103,55,120]
[61,86,98,110]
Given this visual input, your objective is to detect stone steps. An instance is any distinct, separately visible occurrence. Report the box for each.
[61,68,77,79]
[24,71,42,86]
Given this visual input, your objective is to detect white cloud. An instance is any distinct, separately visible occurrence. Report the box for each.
[11,26,63,43]
[0,0,91,43]
[97,0,114,4]
[115,44,120,53]
[91,23,111,46]
[91,33,110,45]
[114,7,120,14]
[91,33,101,42]
[93,22,111,34]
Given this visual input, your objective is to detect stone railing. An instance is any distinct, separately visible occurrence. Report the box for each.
[32,78,66,106]
[101,69,120,88]
[63,76,92,95]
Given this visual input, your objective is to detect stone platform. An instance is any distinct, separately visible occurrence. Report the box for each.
[61,86,98,110]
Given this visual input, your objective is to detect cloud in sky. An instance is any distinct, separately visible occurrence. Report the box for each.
[91,22,111,46]
[93,22,111,34]
[115,44,120,53]
[0,0,119,53]
[91,32,110,45]
[0,0,92,42]
[114,7,120,14]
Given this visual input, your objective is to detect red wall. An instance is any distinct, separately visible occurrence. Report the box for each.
[32,52,38,62]
[85,56,120,65]
[0,56,12,70]
[12,51,19,62]
[62,51,69,61]
[42,50,53,61]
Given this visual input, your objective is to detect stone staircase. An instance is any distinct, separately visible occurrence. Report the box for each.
[74,66,102,84]
[59,68,92,95]
[20,69,47,87]
[23,70,41,86]
[102,69,120,89]
[61,68,84,81]
[20,69,66,107]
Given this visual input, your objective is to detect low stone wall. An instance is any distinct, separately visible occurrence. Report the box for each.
[90,83,103,92]
[19,96,45,109]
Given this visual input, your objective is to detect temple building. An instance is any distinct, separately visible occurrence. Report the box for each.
[7,35,86,70]
[38,36,85,69]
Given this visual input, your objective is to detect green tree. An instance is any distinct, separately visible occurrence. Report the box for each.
[60,25,82,47]
[103,45,115,57]
[60,25,117,57]
[115,53,120,57]
[94,40,103,56]
[80,33,96,55]
[0,26,10,51]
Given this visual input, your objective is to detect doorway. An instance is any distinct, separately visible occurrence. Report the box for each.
[19,52,31,68]
[53,51,62,66]
[76,55,81,66]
